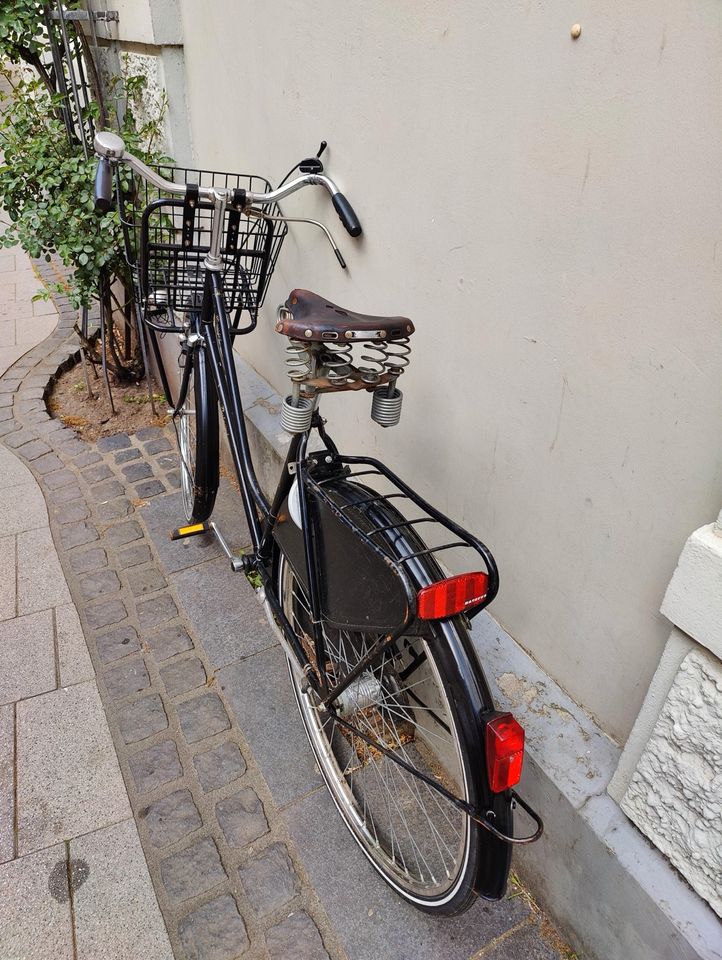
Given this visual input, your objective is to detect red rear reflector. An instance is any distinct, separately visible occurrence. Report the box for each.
[485,712,525,793]
[416,572,488,620]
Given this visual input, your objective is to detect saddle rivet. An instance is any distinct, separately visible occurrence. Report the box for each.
[305,329,312,338]
[345,330,353,339]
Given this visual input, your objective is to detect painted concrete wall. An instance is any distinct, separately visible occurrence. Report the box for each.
[164,0,722,743]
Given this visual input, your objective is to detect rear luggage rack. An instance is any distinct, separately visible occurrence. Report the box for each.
[306,453,499,624]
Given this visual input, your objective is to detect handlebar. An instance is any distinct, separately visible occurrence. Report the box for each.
[93,131,362,236]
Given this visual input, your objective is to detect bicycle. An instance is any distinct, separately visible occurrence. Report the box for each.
[94,130,543,916]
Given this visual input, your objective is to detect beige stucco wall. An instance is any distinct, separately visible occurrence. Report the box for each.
[155,0,722,743]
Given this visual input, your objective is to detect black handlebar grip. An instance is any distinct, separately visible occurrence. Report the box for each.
[94,158,113,213]
[332,192,362,237]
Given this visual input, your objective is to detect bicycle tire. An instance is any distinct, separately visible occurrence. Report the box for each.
[276,493,512,915]
[176,343,219,523]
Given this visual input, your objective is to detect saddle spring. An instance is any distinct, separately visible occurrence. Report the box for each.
[321,341,354,383]
[285,339,313,382]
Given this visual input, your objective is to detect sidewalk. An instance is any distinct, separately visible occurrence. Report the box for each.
[0,244,569,960]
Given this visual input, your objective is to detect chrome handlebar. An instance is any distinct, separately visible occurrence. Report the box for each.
[94,131,348,213]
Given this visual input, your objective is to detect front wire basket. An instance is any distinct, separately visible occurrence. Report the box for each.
[116,163,288,332]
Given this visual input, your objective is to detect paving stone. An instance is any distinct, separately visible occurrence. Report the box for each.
[43,467,76,490]
[117,542,152,569]
[0,420,20,438]
[82,462,114,485]
[193,742,246,793]
[69,546,107,574]
[17,528,71,614]
[60,519,98,549]
[137,592,178,629]
[18,439,52,461]
[215,788,268,848]
[0,481,48,536]
[16,682,131,854]
[88,478,125,501]
[96,433,131,452]
[3,584,55,702]
[52,499,90,524]
[55,438,85,457]
[94,497,132,521]
[78,568,121,601]
[106,519,143,546]
[480,921,563,960]
[0,844,75,957]
[55,603,93,687]
[95,623,140,662]
[136,426,164,441]
[46,482,83,505]
[115,446,141,464]
[166,470,181,488]
[157,454,179,470]
[32,452,64,474]
[104,658,151,700]
[129,740,183,794]
[147,623,194,661]
[117,693,168,744]
[125,564,167,597]
[160,837,227,903]
[140,789,202,848]
[84,597,127,631]
[160,657,206,697]
[74,450,102,468]
[4,428,36,448]
[71,818,174,960]
[178,894,249,960]
[219,646,321,807]
[284,787,530,960]
[239,842,300,918]
[146,437,172,455]
[265,911,329,960]
[178,692,230,743]
[136,478,165,499]
[171,557,272,668]
[122,461,152,482]
[0,705,12,863]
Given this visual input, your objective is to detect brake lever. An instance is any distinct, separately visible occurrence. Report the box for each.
[247,208,347,269]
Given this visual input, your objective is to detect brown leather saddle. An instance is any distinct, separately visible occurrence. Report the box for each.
[276,289,414,342]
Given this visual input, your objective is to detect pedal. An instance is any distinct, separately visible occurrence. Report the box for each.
[170,522,209,541]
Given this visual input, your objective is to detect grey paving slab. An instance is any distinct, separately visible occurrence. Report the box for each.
[0,704,13,863]
[0,843,74,959]
[480,919,563,960]
[218,645,322,806]
[56,602,94,686]
[0,609,56,706]
[0,440,34,487]
[16,680,131,854]
[71,817,175,960]
[140,484,251,574]
[16,526,71,614]
[283,787,531,960]
[0,533,15,621]
[170,555,274,667]
[0,478,47,534]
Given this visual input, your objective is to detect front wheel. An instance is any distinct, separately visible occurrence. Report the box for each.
[278,553,495,916]
[175,344,219,523]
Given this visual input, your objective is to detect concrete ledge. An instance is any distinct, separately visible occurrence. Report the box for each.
[661,523,722,660]
[229,353,721,960]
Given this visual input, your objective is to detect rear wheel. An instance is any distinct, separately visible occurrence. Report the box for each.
[278,553,488,915]
[175,344,219,523]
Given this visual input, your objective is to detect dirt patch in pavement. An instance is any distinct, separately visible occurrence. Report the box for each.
[48,360,168,441]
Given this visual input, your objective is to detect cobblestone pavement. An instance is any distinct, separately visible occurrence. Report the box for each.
[0,252,568,960]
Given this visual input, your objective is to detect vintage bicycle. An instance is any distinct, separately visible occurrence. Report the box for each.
[93,130,542,916]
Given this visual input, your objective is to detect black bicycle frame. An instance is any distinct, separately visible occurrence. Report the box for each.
[155,267,542,848]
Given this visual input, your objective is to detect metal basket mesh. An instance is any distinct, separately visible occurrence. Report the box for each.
[117,164,288,323]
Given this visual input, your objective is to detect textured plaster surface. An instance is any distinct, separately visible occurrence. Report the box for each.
[621,648,722,918]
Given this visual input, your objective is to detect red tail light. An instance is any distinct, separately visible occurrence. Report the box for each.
[416,572,488,620]
[485,712,525,793]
